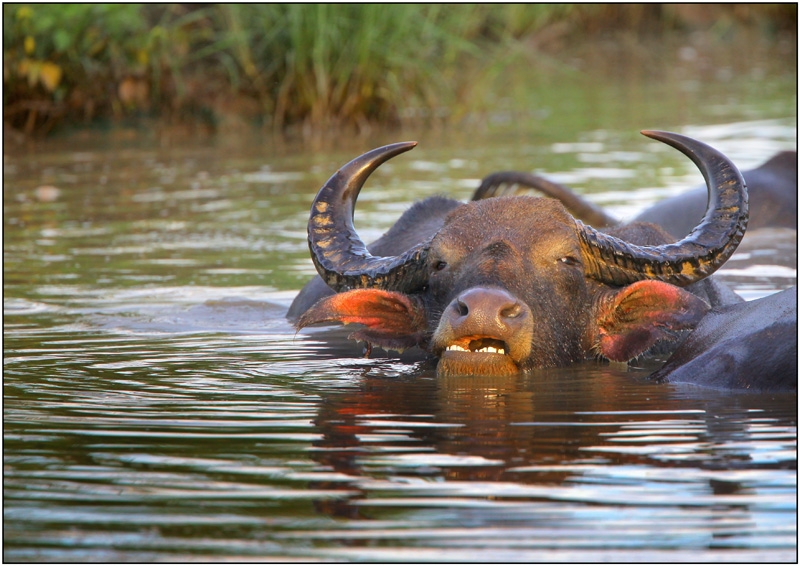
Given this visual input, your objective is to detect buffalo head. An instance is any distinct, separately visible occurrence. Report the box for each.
[296,131,748,376]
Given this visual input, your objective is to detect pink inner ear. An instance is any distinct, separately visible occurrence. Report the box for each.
[595,280,709,362]
[296,289,423,329]
[296,289,428,350]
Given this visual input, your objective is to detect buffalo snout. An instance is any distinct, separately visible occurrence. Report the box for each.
[433,287,534,375]
[447,288,527,338]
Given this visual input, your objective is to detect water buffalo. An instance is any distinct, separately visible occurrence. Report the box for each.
[650,286,797,392]
[290,131,749,377]
[475,150,796,239]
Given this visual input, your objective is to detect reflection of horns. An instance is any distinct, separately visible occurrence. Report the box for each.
[473,171,618,227]
[578,130,748,287]
[307,141,431,293]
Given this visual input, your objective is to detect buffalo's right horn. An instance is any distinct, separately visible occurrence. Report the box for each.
[578,130,748,287]
[307,142,431,293]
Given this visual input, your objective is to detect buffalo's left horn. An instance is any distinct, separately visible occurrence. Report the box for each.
[578,130,748,287]
[307,141,431,293]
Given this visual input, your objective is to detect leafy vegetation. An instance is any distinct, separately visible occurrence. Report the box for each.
[3,4,796,137]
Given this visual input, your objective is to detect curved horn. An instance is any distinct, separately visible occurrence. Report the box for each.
[473,171,619,227]
[578,130,748,287]
[307,141,431,293]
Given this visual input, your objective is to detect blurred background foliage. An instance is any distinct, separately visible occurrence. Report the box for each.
[3,3,796,139]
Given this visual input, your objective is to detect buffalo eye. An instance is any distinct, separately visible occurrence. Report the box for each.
[434,260,448,271]
[559,255,580,266]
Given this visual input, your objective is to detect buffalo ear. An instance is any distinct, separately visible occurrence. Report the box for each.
[295,289,429,351]
[594,280,710,362]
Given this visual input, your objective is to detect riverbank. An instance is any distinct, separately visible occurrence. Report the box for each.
[3,4,795,142]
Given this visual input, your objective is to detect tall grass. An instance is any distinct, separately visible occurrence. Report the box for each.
[3,4,795,137]
[216,4,503,131]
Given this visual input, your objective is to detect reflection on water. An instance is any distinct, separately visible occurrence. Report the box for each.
[4,328,796,561]
[4,64,797,561]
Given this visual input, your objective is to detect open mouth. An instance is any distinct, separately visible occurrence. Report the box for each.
[445,337,508,355]
[438,336,519,376]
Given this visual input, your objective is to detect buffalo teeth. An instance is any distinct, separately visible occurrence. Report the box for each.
[479,346,505,354]
[446,345,506,355]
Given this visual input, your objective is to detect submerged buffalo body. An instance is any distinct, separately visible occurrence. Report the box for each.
[291,132,749,377]
[651,286,797,392]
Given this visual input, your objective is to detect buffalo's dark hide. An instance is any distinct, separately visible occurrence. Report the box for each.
[650,286,797,392]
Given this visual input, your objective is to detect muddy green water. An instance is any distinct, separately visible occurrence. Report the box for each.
[4,40,797,561]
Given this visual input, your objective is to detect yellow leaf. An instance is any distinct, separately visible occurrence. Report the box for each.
[24,35,35,55]
[136,49,149,66]
[39,62,62,92]
[25,60,41,87]
[17,6,32,20]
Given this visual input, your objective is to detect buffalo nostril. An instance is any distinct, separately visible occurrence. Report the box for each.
[501,303,522,319]
[451,288,526,325]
